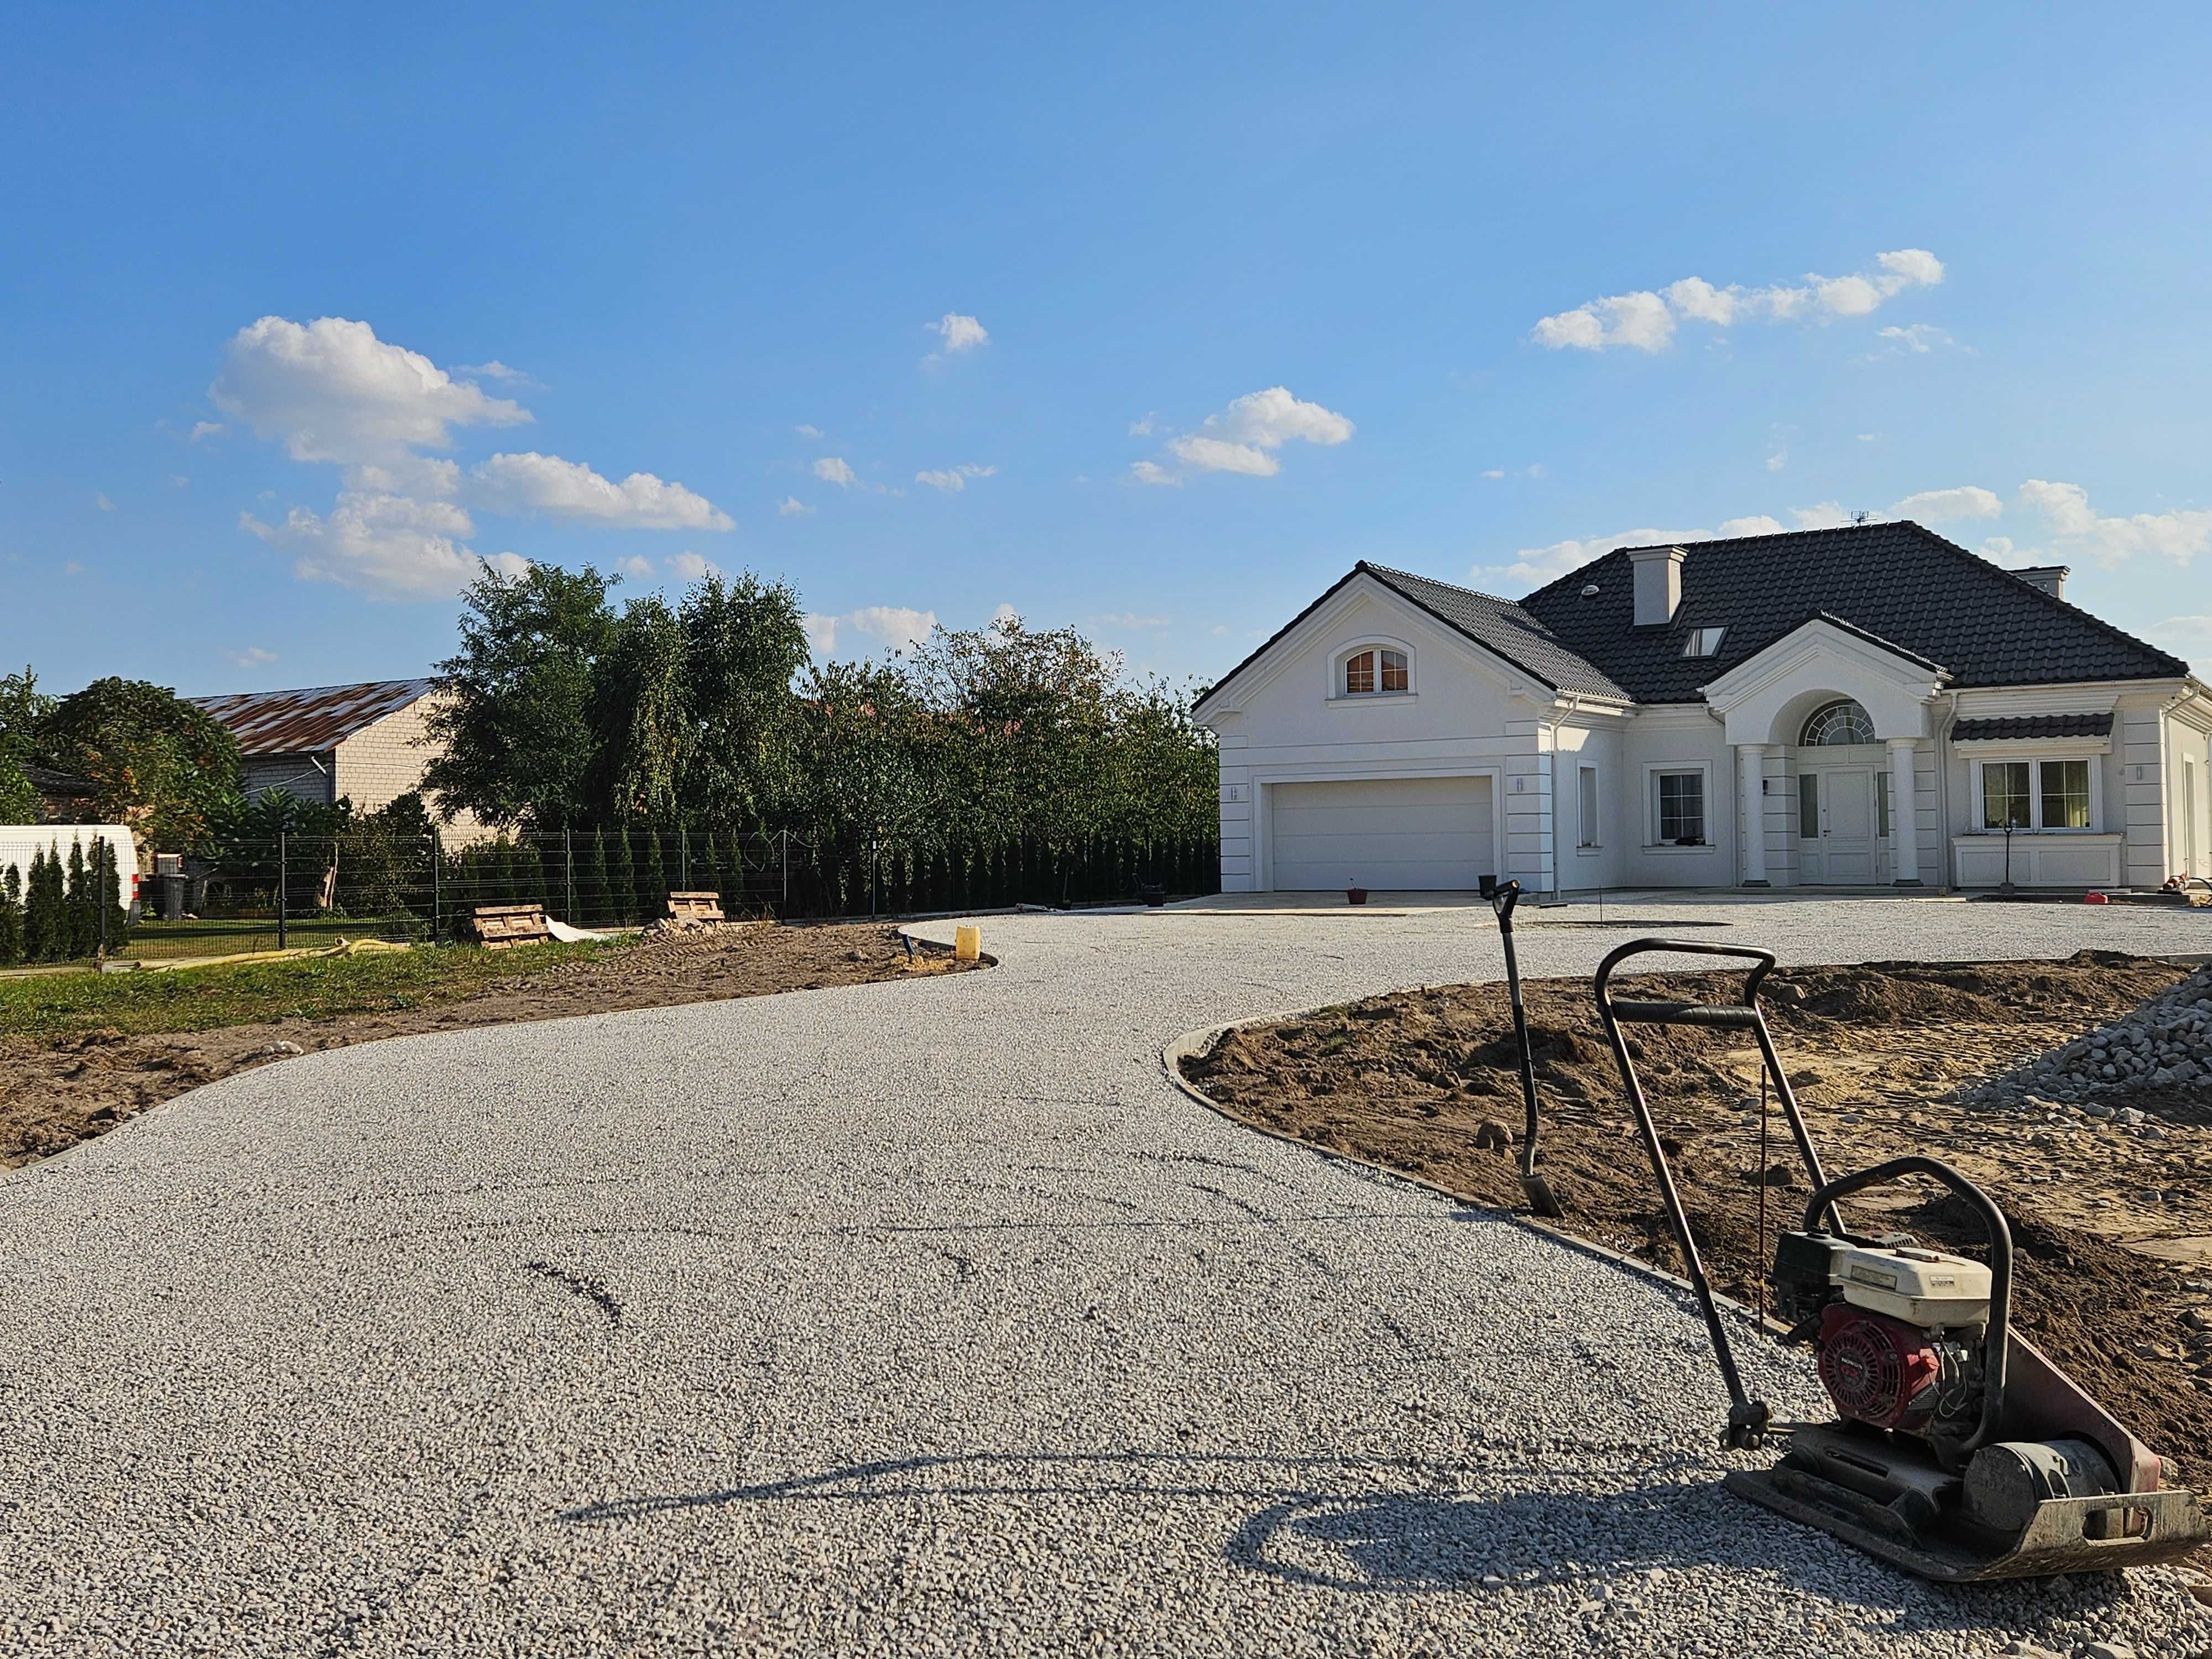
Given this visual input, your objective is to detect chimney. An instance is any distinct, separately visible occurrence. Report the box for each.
[1627,546,1686,627]
[2016,565,2069,599]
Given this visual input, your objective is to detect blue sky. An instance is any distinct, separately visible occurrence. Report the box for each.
[4,3,2208,697]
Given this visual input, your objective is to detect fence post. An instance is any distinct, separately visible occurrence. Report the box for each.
[565,826,575,923]
[780,828,789,914]
[431,828,442,943]
[276,830,288,950]
[680,826,689,889]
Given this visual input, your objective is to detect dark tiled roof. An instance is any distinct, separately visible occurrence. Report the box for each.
[22,763,97,799]
[1517,522,2187,702]
[1358,564,1631,699]
[190,679,436,755]
[1953,713,2115,743]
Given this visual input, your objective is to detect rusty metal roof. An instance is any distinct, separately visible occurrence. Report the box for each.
[189,679,437,756]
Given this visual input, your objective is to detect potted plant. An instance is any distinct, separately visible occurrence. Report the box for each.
[1346,881,1368,906]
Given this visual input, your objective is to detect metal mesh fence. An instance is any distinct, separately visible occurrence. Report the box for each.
[119,828,1222,960]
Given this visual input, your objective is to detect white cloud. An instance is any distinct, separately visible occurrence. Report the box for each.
[666,551,723,582]
[1858,432,1881,442]
[2017,479,2212,567]
[1210,624,1229,637]
[795,424,823,439]
[171,474,190,488]
[1791,501,1856,530]
[616,555,655,579]
[813,456,859,488]
[1167,435,1278,477]
[1533,290,1674,353]
[471,451,731,530]
[915,463,998,493]
[188,420,226,443]
[1766,449,1788,473]
[2145,615,2212,678]
[453,359,543,389]
[803,604,939,658]
[1718,515,1788,536]
[1877,248,1946,289]
[1215,386,1356,449]
[95,493,115,512]
[930,314,989,354]
[211,316,531,465]
[1877,324,1958,354]
[1133,387,1354,484]
[1534,248,1944,352]
[1092,612,1171,629]
[1891,485,2001,524]
[1477,526,1710,589]
[62,559,87,576]
[244,492,526,598]
[778,495,815,516]
[1481,468,1505,479]
[228,646,278,669]
[990,603,1020,626]
[1128,414,1158,437]
[1976,536,2042,570]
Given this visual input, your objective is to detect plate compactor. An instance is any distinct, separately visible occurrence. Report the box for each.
[1592,938,2210,1582]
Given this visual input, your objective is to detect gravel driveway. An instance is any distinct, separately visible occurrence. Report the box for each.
[4,898,2210,1657]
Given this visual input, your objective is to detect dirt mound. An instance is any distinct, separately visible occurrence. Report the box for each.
[1184,951,2212,1476]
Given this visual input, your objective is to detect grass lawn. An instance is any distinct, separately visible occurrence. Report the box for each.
[0,940,609,1046]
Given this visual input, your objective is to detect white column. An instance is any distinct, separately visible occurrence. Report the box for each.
[1738,744,1769,886]
[1889,737,1922,886]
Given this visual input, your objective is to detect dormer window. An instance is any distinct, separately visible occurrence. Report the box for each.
[1344,648,1408,696]
[1682,626,1728,658]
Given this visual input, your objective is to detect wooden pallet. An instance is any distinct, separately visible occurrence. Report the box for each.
[471,901,551,948]
[665,890,726,924]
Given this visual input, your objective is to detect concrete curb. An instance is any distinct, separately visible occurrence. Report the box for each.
[1160,1010,1792,1339]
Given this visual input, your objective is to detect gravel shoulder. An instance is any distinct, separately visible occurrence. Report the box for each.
[1,921,973,1169]
[5,898,2212,1656]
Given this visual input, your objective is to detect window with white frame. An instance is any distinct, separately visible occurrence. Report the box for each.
[1341,646,1409,696]
[1652,769,1705,845]
[1978,756,2095,832]
[1578,765,1600,847]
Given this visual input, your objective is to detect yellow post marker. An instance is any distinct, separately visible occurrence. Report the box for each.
[954,924,981,961]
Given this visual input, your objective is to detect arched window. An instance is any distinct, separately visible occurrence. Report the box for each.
[1800,699,1877,746]
[1343,648,1409,696]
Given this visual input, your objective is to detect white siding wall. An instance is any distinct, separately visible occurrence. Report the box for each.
[1552,718,1624,893]
[2121,702,2167,889]
[1615,706,1733,889]
[1217,731,1253,890]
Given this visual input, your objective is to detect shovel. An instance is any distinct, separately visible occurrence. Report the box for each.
[1479,874,1563,1218]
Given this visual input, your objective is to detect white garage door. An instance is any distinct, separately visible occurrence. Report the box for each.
[1269,775,1495,892]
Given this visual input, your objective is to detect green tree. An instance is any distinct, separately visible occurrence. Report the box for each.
[637,828,667,920]
[424,561,618,830]
[36,676,241,850]
[0,667,51,823]
[609,826,637,924]
[594,594,692,825]
[680,574,810,832]
[24,846,59,961]
[0,863,22,965]
[64,839,91,957]
[795,658,945,855]
[580,827,610,926]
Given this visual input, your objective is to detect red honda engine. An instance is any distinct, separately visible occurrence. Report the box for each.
[1815,1303,1944,1430]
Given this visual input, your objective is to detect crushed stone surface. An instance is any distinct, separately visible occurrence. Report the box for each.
[3,896,2211,1656]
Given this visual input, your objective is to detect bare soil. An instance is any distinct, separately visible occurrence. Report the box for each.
[3,922,976,1171]
[1181,951,2212,1479]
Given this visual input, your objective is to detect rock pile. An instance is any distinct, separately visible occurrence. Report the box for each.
[1960,965,2212,1120]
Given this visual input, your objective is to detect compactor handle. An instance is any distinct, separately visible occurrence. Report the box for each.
[1594,938,1780,1021]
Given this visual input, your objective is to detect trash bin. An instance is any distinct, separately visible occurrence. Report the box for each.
[158,873,186,921]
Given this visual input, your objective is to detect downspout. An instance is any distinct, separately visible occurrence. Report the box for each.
[1934,689,1959,894]
[1705,703,1738,890]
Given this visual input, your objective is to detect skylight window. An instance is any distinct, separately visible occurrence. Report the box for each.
[1682,626,1728,658]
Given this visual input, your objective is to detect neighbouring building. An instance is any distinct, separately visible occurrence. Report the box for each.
[1195,521,2212,895]
[20,762,101,823]
[190,679,468,823]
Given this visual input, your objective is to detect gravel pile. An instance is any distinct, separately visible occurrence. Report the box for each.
[1961,964,2212,1121]
[5,898,2212,1656]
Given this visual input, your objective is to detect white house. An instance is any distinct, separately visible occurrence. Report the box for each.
[1194,522,2212,895]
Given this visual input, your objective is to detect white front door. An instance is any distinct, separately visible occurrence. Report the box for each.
[1801,767,1877,884]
